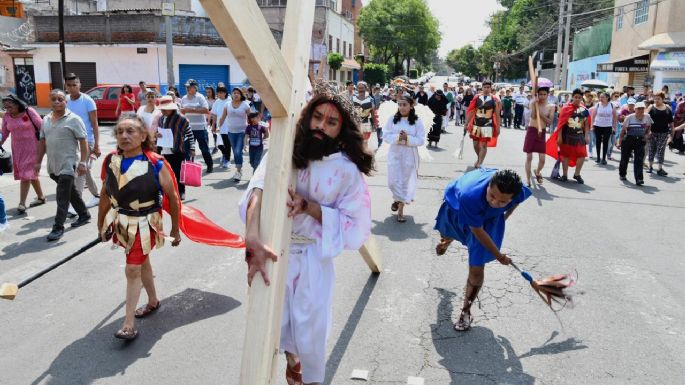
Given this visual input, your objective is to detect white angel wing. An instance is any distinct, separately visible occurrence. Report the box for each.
[413,104,435,127]
[377,101,398,129]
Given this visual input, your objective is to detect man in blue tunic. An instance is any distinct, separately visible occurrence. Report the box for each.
[434,168,531,331]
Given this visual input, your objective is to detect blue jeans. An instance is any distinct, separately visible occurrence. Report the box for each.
[227,132,245,167]
[249,146,264,170]
[0,193,7,225]
[192,130,214,171]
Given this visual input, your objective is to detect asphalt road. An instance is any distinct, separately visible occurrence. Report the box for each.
[1,119,683,385]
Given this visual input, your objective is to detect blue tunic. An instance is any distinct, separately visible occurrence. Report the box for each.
[434,168,531,266]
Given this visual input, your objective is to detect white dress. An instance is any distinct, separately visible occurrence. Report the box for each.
[383,116,425,204]
[238,152,371,383]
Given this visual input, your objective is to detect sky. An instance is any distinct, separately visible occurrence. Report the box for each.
[360,0,504,58]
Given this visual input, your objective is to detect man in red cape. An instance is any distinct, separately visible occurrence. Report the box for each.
[466,80,500,168]
[545,88,591,184]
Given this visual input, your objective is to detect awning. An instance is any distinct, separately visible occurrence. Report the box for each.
[597,54,650,73]
[341,58,361,70]
[650,51,685,72]
[638,32,685,50]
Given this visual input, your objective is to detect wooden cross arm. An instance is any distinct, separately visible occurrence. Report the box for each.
[200,0,292,118]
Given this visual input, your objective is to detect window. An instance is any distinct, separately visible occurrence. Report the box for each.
[634,0,649,25]
[343,41,347,57]
[87,87,106,101]
[349,44,352,58]
[616,6,623,30]
[329,35,333,51]
[336,38,340,53]
[107,87,121,100]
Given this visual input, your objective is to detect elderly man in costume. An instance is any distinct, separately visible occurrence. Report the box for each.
[466,80,501,168]
[434,168,531,331]
[239,84,373,385]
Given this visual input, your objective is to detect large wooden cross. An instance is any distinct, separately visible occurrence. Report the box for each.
[199,1,382,383]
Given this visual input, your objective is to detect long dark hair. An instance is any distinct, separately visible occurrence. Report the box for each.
[205,86,216,100]
[232,87,246,101]
[122,84,132,94]
[292,95,374,175]
[393,94,418,124]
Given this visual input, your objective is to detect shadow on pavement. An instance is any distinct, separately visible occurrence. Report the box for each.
[517,330,588,359]
[372,215,429,242]
[2,236,66,260]
[432,288,536,384]
[31,288,241,385]
[323,273,379,385]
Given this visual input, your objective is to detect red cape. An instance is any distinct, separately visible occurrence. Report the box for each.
[545,103,592,167]
[466,95,499,147]
[102,151,245,248]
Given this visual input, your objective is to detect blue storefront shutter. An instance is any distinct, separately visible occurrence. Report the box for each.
[178,64,230,96]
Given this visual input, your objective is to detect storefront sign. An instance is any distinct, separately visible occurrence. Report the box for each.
[597,55,650,73]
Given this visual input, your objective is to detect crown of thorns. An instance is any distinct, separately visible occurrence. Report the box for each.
[312,80,361,125]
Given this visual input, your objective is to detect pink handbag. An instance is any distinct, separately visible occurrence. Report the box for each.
[180,161,202,187]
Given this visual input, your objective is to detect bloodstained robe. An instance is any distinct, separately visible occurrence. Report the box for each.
[238,152,371,384]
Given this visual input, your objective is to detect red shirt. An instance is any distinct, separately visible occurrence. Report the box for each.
[120,93,136,112]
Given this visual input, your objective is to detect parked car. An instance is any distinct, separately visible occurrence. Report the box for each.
[85,84,146,122]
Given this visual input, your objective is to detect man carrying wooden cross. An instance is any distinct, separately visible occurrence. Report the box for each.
[238,84,374,385]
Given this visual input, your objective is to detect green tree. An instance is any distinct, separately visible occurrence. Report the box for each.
[328,52,344,72]
[446,45,479,77]
[358,0,440,76]
[364,63,389,85]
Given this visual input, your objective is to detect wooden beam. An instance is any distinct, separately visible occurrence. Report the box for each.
[359,235,383,273]
[199,0,292,118]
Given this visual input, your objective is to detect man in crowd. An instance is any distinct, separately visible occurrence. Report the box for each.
[513,83,528,129]
[34,89,90,241]
[501,89,514,128]
[346,81,355,100]
[137,81,148,104]
[414,84,429,105]
[64,73,101,209]
[180,79,213,173]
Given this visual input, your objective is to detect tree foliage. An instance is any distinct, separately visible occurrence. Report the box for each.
[328,52,344,71]
[445,0,614,80]
[364,63,390,85]
[358,0,440,76]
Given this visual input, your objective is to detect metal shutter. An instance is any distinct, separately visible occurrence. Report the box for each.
[49,62,97,91]
[178,64,230,96]
[631,72,648,93]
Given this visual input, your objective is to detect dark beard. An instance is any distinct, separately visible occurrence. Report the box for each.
[293,130,340,168]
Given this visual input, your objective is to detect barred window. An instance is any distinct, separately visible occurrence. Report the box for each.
[634,0,649,25]
[616,6,624,30]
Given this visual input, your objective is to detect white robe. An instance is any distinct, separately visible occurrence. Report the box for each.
[383,116,425,204]
[238,152,371,383]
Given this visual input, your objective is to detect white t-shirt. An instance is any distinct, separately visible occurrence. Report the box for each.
[594,103,614,127]
[136,105,161,132]
[223,100,252,134]
[180,93,209,131]
[211,98,229,134]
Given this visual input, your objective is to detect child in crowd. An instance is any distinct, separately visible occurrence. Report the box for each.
[244,112,269,172]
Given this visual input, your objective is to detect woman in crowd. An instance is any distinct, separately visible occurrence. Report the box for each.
[1,94,46,214]
[211,86,231,168]
[383,95,425,223]
[426,90,448,147]
[136,89,161,138]
[205,86,219,154]
[461,88,474,126]
[590,92,617,165]
[606,91,622,160]
[116,84,136,117]
[98,113,181,340]
[646,92,674,176]
[219,87,252,182]
[156,96,195,200]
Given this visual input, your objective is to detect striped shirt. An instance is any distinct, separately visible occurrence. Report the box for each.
[624,113,653,137]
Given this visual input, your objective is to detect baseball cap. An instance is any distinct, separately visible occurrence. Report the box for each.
[635,101,646,109]
[627,98,636,105]
[184,79,199,87]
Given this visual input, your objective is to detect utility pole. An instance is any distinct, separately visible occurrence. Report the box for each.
[560,0,573,90]
[553,0,565,88]
[163,1,175,91]
[58,0,67,83]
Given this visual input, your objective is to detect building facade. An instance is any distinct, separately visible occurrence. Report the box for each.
[603,0,685,95]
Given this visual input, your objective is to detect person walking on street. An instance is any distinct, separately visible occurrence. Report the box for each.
[136,88,161,136]
[205,86,220,155]
[523,87,554,186]
[210,86,231,168]
[590,92,617,165]
[618,102,652,186]
[415,84,429,106]
[115,84,136,117]
[34,89,90,241]
[461,88,474,126]
[1,94,46,214]
[502,89,514,128]
[180,79,213,173]
[157,96,195,200]
[466,81,501,168]
[65,73,101,208]
[547,89,590,184]
[383,95,425,222]
[513,84,527,129]
[646,92,674,176]
[426,90,448,147]
[245,112,268,172]
[137,81,148,104]
[219,88,252,182]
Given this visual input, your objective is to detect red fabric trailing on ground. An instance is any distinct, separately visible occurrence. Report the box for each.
[144,150,245,248]
[466,95,500,147]
[545,103,592,167]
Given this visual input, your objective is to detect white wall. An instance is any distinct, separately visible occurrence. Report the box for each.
[29,44,246,87]
[190,0,207,17]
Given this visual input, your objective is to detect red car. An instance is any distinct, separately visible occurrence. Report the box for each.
[85,85,146,122]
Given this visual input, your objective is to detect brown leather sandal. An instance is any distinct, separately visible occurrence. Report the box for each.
[134,300,161,318]
[391,201,400,212]
[285,361,302,385]
[114,327,138,340]
[435,238,452,255]
[454,310,473,331]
